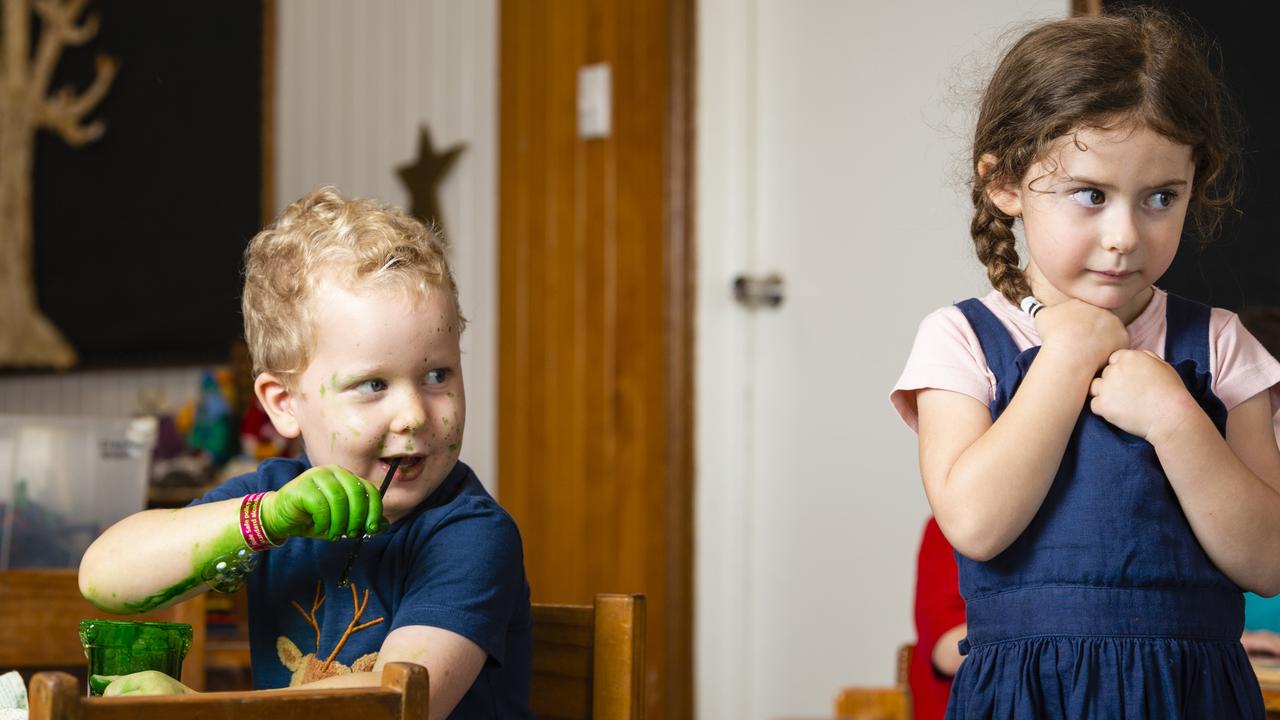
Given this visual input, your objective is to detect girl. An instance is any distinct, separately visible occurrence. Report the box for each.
[892,10,1280,718]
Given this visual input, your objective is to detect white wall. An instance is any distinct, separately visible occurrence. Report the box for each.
[696,2,1064,718]
[0,1,499,493]
[275,0,498,490]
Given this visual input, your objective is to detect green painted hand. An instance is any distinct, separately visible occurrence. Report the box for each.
[94,671,195,696]
[260,465,388,542]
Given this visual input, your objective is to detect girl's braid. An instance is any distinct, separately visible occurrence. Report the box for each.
[970,185,1031,306]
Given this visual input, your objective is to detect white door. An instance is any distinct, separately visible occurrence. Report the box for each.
[696,2,1065,718]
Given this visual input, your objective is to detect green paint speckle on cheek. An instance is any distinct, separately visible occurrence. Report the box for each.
[441,417,449,425]
[447,443,458,451]
[320,383,326,397]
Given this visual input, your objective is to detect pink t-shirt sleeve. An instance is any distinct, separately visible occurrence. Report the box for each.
[891,306,997,432]
[1210,308,1280,421]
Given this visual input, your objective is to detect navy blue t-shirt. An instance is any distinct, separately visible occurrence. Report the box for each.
[192,457,533,718]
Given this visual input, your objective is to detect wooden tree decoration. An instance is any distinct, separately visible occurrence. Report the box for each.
[0,0,116,368]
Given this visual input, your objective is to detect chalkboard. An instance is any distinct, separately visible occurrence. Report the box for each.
[31,0,266,368]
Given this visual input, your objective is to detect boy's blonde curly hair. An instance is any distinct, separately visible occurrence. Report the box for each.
[242,186,465,381]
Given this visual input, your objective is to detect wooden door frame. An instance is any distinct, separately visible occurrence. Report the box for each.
[663,0,696,715]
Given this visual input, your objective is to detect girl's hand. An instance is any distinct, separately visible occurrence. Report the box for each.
[260,465,387,542]
[96,671,196,696]
[1088,349,1198,442]
[1034,299,1129,371]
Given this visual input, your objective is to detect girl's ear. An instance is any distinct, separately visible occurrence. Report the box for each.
[254,371,302,439]
[977,153,1022,218]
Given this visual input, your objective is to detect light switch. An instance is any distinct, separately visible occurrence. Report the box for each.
[577,63,612,139]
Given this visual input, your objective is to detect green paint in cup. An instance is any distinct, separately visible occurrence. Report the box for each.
[78,619,192,696]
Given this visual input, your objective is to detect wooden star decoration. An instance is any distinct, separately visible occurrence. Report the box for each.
[397,125,466,237]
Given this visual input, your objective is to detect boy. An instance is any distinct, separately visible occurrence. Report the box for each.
[79,187,533,719]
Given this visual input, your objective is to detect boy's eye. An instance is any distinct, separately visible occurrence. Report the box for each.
[425,369,449,385]
[1070,188,1105,207]
[355,379,388,394]
[1147,190,1177,209]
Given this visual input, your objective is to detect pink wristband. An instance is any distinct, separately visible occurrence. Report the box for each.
[240,492,281,552]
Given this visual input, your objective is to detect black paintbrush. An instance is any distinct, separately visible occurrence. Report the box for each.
[336,457,401,588]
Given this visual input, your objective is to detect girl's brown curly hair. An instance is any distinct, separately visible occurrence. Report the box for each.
[972,8,1241,305]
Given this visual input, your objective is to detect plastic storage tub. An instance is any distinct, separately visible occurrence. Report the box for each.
[0,414,155,569]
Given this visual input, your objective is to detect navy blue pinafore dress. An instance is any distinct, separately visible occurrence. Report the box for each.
[945,294,1264,719]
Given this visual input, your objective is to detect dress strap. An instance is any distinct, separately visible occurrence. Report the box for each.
[1163,292,1211,370]
[955,298,1021,387]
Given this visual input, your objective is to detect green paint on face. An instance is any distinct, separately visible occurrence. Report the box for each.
[405,437,416,452]
[441,417,449,426]
[348,426,361,438]
[377,437,386,452]
[331,431,337,451]
[320,383,326,397]
[447,443,458,451]
[447,392,455,398]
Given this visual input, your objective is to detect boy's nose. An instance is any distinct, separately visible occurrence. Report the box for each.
[390,390,427,434]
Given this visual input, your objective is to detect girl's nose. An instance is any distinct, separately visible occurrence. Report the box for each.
[1101,209,1140,254]
[389,389,427,434]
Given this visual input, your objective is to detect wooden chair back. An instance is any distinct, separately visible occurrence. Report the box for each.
[531,593,645,720]
[26,661,427,720]
[832,642,914,720]
[0,569,207,690]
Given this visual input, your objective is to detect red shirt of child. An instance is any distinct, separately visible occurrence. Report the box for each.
[910,517,965,720]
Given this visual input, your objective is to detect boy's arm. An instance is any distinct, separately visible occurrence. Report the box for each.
[297,625,486,720]
[80,465,385,613]
[79,499,245,613]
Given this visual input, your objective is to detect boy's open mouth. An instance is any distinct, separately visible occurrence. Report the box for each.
[381,454,425,472]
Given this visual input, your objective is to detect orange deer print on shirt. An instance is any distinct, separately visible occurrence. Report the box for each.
[277,580,385,686]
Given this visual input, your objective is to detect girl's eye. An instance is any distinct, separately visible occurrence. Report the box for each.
[355,379,388,394]
[1147,190,1177,209]
[425,369,449,386]
[1070,188,1105,207]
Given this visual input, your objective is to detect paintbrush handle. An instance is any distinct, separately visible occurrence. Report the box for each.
[337,458,401,587]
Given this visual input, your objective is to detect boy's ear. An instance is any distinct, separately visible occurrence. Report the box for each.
[254,372,302,439]
[977,153,1022,218]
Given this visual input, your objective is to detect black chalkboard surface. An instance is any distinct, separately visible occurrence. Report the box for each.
[31,0,265,368]
[1106,1,1280,310]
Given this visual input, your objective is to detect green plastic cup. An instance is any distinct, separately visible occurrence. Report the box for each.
[78,619,193,696]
